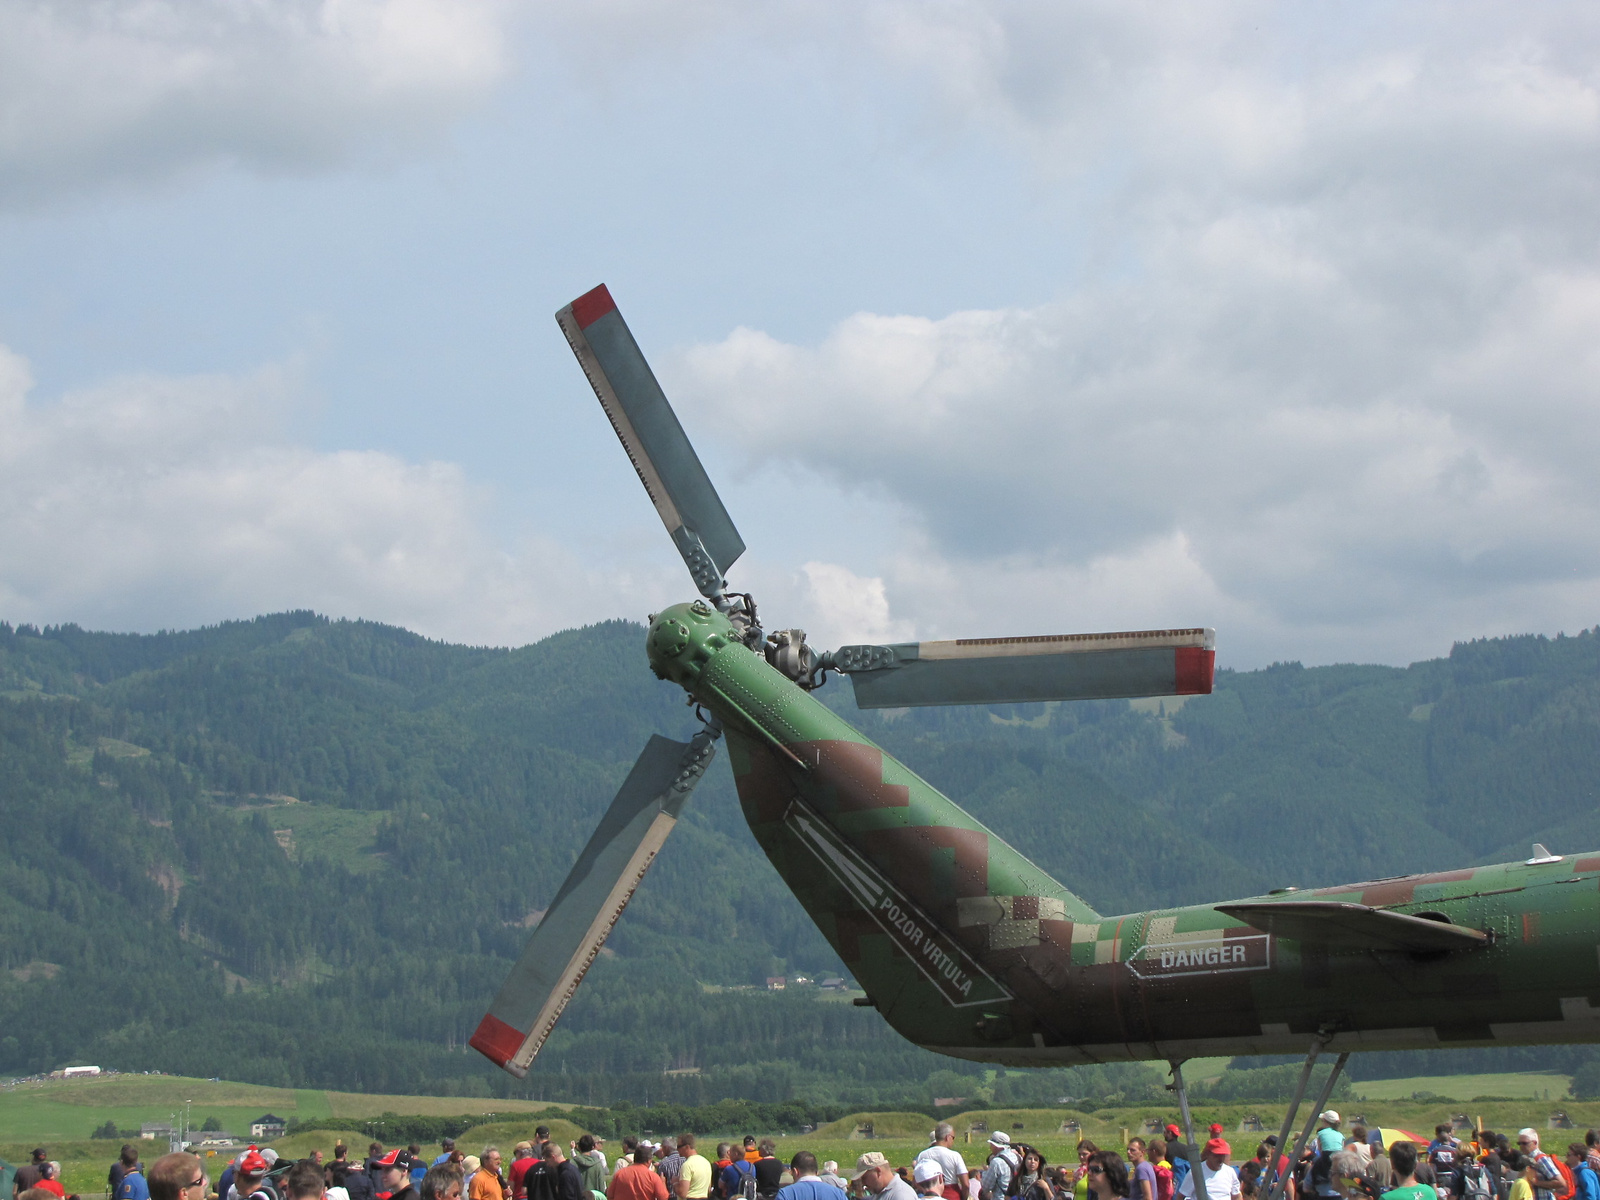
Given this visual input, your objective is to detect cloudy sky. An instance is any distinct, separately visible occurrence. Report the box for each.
[2,0,1598,668]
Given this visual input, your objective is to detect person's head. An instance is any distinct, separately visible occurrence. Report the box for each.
[577,1136,595,1155]
[1569,1146,1588,1165]
[542,1143,564,1165]
[1203,1140,1230,1170]
[149,1153,207,1200]
[443,1141,456,1155]
[335,1145,349,1163]
[758,1140,776,1158]
[1023,1148,1046,1174]
[824,1163,841,1179]
[934,1124,956,1147]
[378,1150,419,1192]
[310,1151,324,1167]
[791,1152,818,1179]
[852,1153,895,1195]
[1350,1128,1366,1147]
[1437,1127,1452,1140]
[988,1133,1013,1162]
[1320,1113,1340,1130]
[1127,1140,1145,1165]
[678,1136,695,1156]
[283,1161,326,1200]
[1147,1141,1165,1164]
[913,1161,944,1196]
[420,1165,463,1200]
[632,1147,652,1166]
[1518,1131,1541,1155]
[482,1149,502,1174]
[716,1145,733,1164]
[514,1143,533,1162]
[1077,1142,1099,1165]
[31,1150,46,1165]
[461,1158,480,1179]
[371,1144,386,1159]
[744,1138,757,1151]
[1093,1152,1128,1199]
[1587,1132,1599,1151]
[122,1146,141,1169]
[1389,1143,1418,1181]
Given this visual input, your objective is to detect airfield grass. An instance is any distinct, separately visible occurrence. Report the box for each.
[13,1076,1600,1199]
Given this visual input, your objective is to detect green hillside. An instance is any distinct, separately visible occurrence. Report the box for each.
[3,613,1600,1105]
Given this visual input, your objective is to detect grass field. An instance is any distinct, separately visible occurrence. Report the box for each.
[1349,1073,1572,1101]
[9,1074,1600,1200]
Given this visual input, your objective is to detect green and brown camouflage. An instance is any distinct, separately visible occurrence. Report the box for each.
[649,599,1600,1066]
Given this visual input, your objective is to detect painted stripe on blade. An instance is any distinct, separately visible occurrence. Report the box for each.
[468,1013,525,1066]
[1174,647,1215,694]
[493,809,679,1076]
[919,628,1214,660]
[783,801,1010,1009]
[556,304,684,535]
[571,284,618,329]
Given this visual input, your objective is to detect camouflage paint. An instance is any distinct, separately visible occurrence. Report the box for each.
[648,600,1600,1066]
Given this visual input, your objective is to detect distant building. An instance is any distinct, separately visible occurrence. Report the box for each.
[63,1065,102,1077]
[250,1114,287,1139]
[765,977,785,990]
[819,978,845,990]
[196,1132,239,1148]
[141,1122,176,1140]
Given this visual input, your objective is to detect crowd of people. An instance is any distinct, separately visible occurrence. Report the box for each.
[14,1111,1600,1200]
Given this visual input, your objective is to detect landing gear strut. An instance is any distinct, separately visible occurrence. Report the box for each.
[1168,1038,1350,1200]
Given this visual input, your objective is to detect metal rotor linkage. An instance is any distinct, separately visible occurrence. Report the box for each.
[766,628,829,690]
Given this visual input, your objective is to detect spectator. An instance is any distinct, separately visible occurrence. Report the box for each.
[673,1138,709,1200]
[1381,1143,1436,1200]
[1178,1141,1240,1200]
[981,1134,1022,1200]
[719,1152,755,1200]
[1515,1135,1561,1199]
[1149,1142,1174,1200]
[282,1163,326,1200]
[344,1158,376,1200]
[436,1149,459,1172]
[742,1146,760,1169]
[751,1144,782,1200]
[111,1148,140,1199]
[1073,1145,1103,1200]
[34,1166,63,1200]
[850,1155,913,1200]
[370,1151,389,1178]
[1563,1148,1597,1200]
[374,1151,422,1200]
[818,1165,846,1194]
[609,1150,667,1200]
[711,1149,735,1200]
[1317,1119,1345,1159]
[916,1127,971,1200]
[149,1152,207,1200]
[511,1146,538,1200]
[312,1156,327,1172]
[420,1170,463,1200]
[471,1150,505,1200]
[228,1149,277,1200]
[410,1152,429,1192]
[536,1142,582,1200]
[1128,1142,1157,1200]
[914,1164,945,1200]
[779,1153,832,1200]
[1088,1154,1130,1200]
[574,1140,609,1198]
[15,1150,48,1199]
[1014,1148,1051,1200]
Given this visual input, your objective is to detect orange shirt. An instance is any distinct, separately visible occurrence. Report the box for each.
[744,1152,761,1165]
[609,1165,669,1200]
[470,1173,505,1200]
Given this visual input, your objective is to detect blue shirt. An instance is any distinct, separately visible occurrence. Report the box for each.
[119,1173,152,1200]
[1316,1131,1345,1155]
[783,1181,840,1200]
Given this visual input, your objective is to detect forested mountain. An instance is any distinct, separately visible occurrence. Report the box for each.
[2,612,1599,1105]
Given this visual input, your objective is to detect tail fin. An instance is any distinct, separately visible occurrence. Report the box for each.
[724,719,1098,1056]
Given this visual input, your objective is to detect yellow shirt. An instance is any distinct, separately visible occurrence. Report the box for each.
[1510,1180,1533,1200]
[679,1155,712,1200]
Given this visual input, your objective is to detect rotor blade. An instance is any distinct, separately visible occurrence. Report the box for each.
[557,285,745,598]
[470,729,718,1077]
[825,628,1215,709]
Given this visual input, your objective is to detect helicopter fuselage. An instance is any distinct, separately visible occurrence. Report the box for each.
[648,599,1600,1066]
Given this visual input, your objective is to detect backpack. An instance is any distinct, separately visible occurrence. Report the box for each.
[1153,1165,1173,1200]
[1460,1160,1493,1200]
[1548,1156,1578,1200]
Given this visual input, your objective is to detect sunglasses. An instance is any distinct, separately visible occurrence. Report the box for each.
[186,1181,206,1191]
[1087,1166,1105,1175]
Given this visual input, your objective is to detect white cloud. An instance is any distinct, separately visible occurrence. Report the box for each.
[0,344,667,645]
[670,3,1600,666]
[0,0,510,206]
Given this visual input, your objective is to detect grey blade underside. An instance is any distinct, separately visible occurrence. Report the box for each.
[474,730,717,1076]
[831,629,1216,709]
